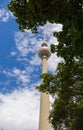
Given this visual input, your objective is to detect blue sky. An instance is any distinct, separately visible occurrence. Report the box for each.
[0,1,62,130]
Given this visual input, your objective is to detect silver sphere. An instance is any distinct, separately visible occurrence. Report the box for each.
[38,42,51,59]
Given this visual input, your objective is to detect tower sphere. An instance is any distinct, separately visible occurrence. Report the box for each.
[38,42,51,59]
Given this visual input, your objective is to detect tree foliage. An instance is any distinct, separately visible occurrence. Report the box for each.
[8,0,83,129]
[37,61,83,130]
[8,0,83,60]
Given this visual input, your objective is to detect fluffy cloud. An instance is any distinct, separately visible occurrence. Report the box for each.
[0,9,10,22]
[39,22,62,36]
[0,88,39,130]
[14,30,41,56]
[0,8,14,22]
[2,67,35,87]
[15,22,62,56]
[14,22,62,72]
[48,54,62,73]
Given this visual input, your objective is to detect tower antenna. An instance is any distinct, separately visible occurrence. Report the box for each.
[43,33,46,43]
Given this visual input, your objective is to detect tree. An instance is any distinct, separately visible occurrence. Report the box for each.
[8,0,83,60]
[8,0,83,129]
[37,61,83,130]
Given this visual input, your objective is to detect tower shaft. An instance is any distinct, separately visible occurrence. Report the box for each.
[39,55,52,130]
[39,93,51,130]
[42,56,47,74]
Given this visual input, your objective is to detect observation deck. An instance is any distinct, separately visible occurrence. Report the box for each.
[38,42,51,59]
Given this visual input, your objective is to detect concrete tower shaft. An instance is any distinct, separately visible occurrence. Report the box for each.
[38,42,52,130]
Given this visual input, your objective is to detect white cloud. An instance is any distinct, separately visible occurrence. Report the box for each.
[30,54,41,66]
[2,67,31,86]
[10,51,17,56]
[0,8,14,23]
[48,54,63,73]
[14,22,62,73]
[15,22,62,56]
[39,21,62,36]
[15,31,41,56]
[12,68,30,85]
[0,9,10,22]
[0,88,39,130]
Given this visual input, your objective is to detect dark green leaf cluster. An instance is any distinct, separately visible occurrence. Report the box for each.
[8,0,83,32]
[37,61,83,130]
[54,22,83,63]
[8,0,49,31]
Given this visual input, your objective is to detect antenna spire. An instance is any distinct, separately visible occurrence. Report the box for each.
[43,33,46,42]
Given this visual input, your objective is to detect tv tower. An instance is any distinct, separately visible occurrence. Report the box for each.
[38,42,52,130]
